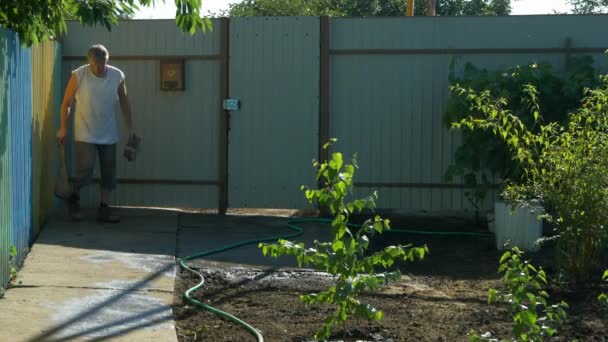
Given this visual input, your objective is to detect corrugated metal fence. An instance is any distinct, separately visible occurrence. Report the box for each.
[32,41,62,236]
[329,16,608,212]
[7,29,33,271]
[0,29,12,289]
[62,20,222,210]
[0,29,61,289]
[60,16,608,215]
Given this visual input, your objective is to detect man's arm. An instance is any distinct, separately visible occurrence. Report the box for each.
[57,74,77,145]
[118,80,135,136]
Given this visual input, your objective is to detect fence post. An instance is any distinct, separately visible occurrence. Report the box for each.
[219,18,229,215]
[319,16,331,165]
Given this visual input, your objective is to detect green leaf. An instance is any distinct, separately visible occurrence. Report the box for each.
[544,327,556,336]
[488,288,497,304]
[372,222,383,233]
[517,310,537,326]
[330,152,343,170]
[499,251,512,264]
[343,164,355,176]
[383,219,390,227]
[346,203,354,213]
[332,240,345,252]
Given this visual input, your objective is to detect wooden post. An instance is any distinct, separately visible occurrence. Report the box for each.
[406,0,415,16]
[426,0,436,16]
[218,18,229,215]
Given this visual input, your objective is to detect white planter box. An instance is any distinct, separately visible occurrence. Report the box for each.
[494,201,543,252]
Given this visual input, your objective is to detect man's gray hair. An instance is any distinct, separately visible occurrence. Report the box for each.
[87,44,109,62]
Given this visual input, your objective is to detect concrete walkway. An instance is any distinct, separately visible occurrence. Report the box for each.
[0,208,332,342]
[0,208,179,342]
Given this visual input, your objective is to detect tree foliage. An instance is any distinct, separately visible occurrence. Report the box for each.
[227,0,512,17]
[569,0,608,13]
[0,0,212,46]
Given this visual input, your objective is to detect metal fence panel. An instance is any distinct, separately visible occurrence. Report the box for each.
[0,29,12,288]
[8,31,33,268]
[63,20,220,57]
[331,16,608,50]
[32,40,61,236]
[227,17,320,208]
[330,16,608,215]
[331,53,472,212]
[61,21,221,209]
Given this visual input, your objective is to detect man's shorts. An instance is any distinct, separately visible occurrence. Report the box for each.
[73,142,117,191]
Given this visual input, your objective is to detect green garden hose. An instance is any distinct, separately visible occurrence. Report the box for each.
[176,217,494,341]
[177,219,309,342]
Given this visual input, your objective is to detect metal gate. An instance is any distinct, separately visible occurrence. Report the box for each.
[227,17,320,208]
[62,18,322,211]
[63,20,224,210]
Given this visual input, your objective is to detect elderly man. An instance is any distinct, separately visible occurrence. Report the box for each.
[56,44,136,223]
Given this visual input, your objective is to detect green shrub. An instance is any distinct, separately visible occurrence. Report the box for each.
[471,248,568,342]
[599,270,608,307]
[260,139,428,340]
[452,76,608,283]
[444,58,601,212]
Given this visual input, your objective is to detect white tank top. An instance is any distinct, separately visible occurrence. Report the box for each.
[73,64,124,144]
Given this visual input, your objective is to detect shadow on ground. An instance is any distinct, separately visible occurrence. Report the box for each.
[43,207,510,279]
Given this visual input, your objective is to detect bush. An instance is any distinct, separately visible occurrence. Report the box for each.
[260,139,428,340]
[452,76,608,284]
[444,58,601,212]
[471,247,568,342]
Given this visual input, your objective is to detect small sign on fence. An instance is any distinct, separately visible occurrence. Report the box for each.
[223,99,240,111]
[160,59,185,91]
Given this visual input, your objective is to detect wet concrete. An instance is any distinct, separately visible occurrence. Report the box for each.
[0,208,178,342]
[0,286,175,341]
[0,207,334,342]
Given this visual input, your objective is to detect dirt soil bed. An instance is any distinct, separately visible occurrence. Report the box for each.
[173,214,608,341]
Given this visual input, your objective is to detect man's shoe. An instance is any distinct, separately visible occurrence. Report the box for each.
[67,193,83,221]
[97,204,120,223]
